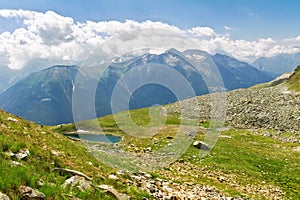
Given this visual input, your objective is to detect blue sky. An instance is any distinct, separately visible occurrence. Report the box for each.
[1,0,300,69]
[1,0,300,40]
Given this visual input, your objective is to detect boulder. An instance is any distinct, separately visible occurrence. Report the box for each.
[62,175,93,191]
[98,185,130,200]
[0,192,10,200]
[19,186,45,200]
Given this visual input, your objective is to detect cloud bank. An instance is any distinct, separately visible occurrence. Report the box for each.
[1,9,300,69]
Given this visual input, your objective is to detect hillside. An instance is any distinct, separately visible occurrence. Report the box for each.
[286,65,300,91]
[166,65,300,133]
[0,66,79,125]
[166,85,300,134]
[0,109,150,199]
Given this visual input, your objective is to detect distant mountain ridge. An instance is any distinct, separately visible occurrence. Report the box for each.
[0,49,273,125]
[0,65,79,125]
[253,52,300,74]
[212,54,274,89]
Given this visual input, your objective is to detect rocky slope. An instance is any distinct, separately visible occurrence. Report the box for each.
[166,85,300,133]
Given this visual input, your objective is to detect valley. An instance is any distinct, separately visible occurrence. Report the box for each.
[1,66,299,199]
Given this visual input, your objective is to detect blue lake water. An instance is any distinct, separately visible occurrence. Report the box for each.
[64,134,121,143]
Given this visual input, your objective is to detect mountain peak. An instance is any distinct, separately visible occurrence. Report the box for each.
[43,65,78,71]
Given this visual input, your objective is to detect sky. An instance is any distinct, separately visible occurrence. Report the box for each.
[1,0,300,69]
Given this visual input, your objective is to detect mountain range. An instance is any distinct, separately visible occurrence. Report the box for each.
[252,52,300,74]
[0,49,274,125]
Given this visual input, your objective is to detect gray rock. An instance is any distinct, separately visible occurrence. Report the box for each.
[15,149,30,160]
[108,174,119,180]
[0,192,10,200]
[7,117,18,123]
[193,141,209,150]
[19,186,45,200]
[98,185,130,200]
[62,175,93,191]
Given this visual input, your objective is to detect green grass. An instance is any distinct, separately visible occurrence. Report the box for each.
[56,106,300,199]
[120,110,300,198]
[0,109,148,199]
[286,65,300,91]
[166,129,300,199]
[2,99,300,199]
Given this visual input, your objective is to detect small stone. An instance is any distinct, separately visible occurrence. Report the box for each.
[116,170,125,175]
[193,141,209,150]
[155,181,162,188]
[108,174,118,180]
[87,161,93,166]
[145,147,152,152]
[149,185,156,193]
[7,117,18,123]
[10,161,22,166]
[15,149,30,160]
[140,172,152,179]
[218,176,226,183]
[50,150,64,156]
[131,175,142,181]
[219,135,232,139]
[98,185,130,200]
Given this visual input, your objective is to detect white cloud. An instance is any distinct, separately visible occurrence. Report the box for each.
[224,26,232,31]
[187,26,217,38]
[0,9,300,69]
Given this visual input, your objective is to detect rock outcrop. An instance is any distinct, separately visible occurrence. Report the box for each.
[18,186,45,200]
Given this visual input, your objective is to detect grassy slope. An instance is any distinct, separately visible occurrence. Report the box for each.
[286,65,300,91]
[56,108,300,199]
[252,65,300,91]
[0,109,149,200]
